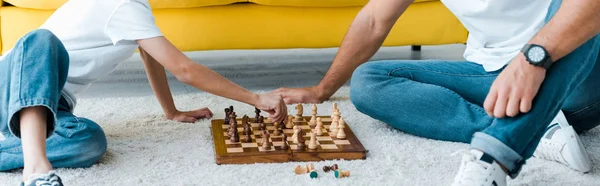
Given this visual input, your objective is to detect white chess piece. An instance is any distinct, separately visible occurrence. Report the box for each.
[329,119,338,137]
[292,126,299,144]
[308,131,318,150]
[309,115,316,127]
[336,117,346,139]
[315,117,323,136]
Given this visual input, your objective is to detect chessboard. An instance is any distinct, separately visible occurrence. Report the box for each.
[211,104,367,165]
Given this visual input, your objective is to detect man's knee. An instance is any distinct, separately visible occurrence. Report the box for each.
[350,63,381,112]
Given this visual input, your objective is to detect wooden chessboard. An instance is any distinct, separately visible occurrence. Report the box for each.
[211,116,367,165]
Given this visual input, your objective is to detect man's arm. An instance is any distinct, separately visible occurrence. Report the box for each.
[484,0,600,118]
[137,37,287,122]
[274,0,415,103]
[139,47,213,123]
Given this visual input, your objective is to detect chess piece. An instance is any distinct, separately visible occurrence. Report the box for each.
[331,103,337,118]
[292,126,299,144]
[261,131,272,150]
[273,121,281,136]
[258,116,266,130]
[309,170,318,178]
[295,104,303,121]
[258,115,264,123]
[309,115,316,128]
[297,129,307,150]
[336,117,347,139]
[329,118,338,137]
[294,165,307,175]
[308,131,317,150]
[334,170,350,178]
[312,104,317,116]
[281,133,290,150]
[254,107,261,123]
[243,127,253,143]
[286,115,294,128]
[241,115,249,135]
[323,166,330,172]
[230,128,239,143]
[315,117,323,136]
[331,164,339,170]
[224,108,231,124]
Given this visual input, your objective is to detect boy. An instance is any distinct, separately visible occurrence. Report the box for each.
[0,0,287,185]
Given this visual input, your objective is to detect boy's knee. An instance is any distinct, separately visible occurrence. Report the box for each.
[73,121,107,167]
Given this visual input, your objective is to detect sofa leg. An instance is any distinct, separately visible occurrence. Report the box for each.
[411,45,421,51]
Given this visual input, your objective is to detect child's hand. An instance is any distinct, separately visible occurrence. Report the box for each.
[168,108,213,123]
[255,93,287,123]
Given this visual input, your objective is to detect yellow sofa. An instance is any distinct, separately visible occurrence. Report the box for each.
[0,0,467,54]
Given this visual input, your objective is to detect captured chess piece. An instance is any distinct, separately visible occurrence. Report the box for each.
[336,117,347,139]
[254,107,261,123]
[315,117,323,136]
[281,133,290,150]
[297,129,307,150]
[308,131,318,150]
[294,165,308,175]
[334,170,350,178]
[286,115,294,128]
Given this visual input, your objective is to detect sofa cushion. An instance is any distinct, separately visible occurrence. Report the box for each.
[2,0,246,10]
[249,0,437,7]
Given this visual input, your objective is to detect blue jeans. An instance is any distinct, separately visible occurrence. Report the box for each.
[350,0,600,178]
[0,29,107,171]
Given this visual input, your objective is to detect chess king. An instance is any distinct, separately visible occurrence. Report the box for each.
[272,0,600,185]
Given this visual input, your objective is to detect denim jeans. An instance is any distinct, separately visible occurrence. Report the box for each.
[0,29,107,171]
[350,0,600,178]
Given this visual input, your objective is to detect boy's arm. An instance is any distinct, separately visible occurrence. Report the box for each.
[137,37,287,122]
[273,0,415,104]
[139,47,213,123]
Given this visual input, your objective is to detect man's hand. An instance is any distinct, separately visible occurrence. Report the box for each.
[255,93,288,123]
[484,54,547,118]
[168,108,213,123]
[272,86,325,104]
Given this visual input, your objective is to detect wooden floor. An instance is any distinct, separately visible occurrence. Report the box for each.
[79,45,466,98]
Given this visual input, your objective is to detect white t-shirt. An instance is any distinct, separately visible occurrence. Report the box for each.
[35,0,162,109]
[442,0,552,72]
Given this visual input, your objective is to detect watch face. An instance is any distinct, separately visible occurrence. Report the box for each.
[527,46,546,63]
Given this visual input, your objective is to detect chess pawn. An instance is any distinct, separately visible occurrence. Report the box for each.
[297,129,307,150]
[311,104,317,116]
[244,129,253,143]
[308,132,317,150]
[261,132,272,150]
[329,119,338,137]
[336,117,346,139]
[315,117,323,136]
[224,108,231,124]
[309,115,316,128]
[273,122,281,136]
[254,107,261,123]
[286,115,294,128]
[292,126,299,144]
[295,103,304,117]
[281,133,290,150]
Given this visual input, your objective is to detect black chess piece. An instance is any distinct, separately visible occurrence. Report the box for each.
[297,129,307,150]
[254,108,261,123]
[281,133,289,150]
[230,126,240,143]
[229,106,234,113]
[244,126,253,143]
[224,108,231,124]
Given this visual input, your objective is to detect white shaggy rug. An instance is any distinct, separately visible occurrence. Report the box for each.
[1,87,599,185]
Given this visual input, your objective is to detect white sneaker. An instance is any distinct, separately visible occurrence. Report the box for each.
[452,149,507,186]
[533,111,592,172]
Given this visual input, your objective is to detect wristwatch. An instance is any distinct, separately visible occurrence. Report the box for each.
[521,44,552,69]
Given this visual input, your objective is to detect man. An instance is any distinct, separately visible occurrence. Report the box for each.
[275,0,600,185]
[0,0,286,185]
